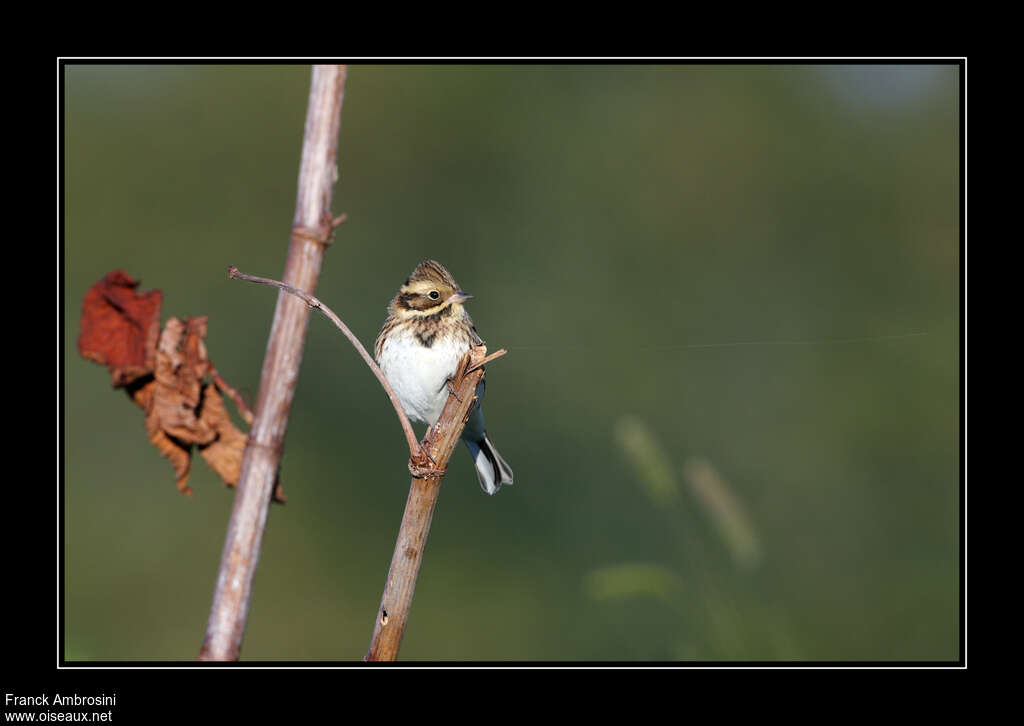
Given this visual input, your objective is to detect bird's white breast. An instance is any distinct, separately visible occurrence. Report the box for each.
[377,328,471,426]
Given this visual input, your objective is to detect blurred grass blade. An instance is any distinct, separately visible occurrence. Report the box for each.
[585,563,682,602]
[613,416,679,508]
[683,458,761,568]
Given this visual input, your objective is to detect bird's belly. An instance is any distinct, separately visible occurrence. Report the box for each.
[378,331,469,425]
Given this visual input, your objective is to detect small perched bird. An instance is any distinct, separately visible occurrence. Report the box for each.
[375,260,513,495]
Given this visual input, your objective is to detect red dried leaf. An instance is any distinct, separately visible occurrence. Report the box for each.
[81,275,284,503]
[79,270,163,387]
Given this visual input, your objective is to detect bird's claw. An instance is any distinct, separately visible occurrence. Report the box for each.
[446,378,463,403]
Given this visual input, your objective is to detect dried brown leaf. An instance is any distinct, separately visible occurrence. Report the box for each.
[198,383,286,503]
[126,377,156,413]
[145,405,194,496]
[152,317,216,446]
[197,384,245,484]
[81,273,283,502]
[78,270,162,387]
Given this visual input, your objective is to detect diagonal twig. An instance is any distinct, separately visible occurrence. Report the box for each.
[467,348,507,373]
[209,363,254,426]
[226,266,432,468]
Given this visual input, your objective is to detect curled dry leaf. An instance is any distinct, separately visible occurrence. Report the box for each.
[145,406,194,495]
[79,271,283,502]
[138,316,215,497]
[140,315,284,500]
[152,317,218,447]
[198,385,286,503]
[78,270,163,387]
[197,385,246,492]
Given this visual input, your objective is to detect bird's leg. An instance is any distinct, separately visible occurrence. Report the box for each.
[445,376,463,403]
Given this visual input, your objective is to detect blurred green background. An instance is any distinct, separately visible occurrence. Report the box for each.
[62,63,960,662]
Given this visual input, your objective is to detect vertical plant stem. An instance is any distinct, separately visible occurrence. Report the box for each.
[365,349,489,661]
[199,65,347,661]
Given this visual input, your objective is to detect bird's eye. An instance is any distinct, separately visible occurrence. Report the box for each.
[429,290,440,300]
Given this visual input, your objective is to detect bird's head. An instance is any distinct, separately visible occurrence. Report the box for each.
[391,259,472,315]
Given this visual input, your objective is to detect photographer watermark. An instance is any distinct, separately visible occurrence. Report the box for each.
[4,694,117,722]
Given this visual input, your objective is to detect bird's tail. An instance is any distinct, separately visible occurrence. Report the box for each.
[465,434,514,495]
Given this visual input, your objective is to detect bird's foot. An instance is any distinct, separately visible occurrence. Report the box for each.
[446,377,463,403]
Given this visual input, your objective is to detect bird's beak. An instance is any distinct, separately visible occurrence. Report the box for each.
[447,290,473,304]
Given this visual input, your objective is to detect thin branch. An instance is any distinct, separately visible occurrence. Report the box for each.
[198,65,347,662]
[467,348,507,373]
[365,345,495,661]
[209,363,254,425]
[226,266,427,465]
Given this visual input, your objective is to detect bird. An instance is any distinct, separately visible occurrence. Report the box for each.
[374,259,513,495]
